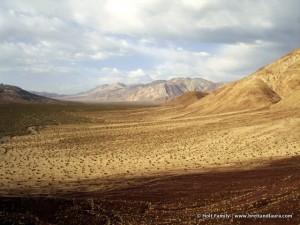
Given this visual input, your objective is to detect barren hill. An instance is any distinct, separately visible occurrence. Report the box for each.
[250,48,300,97]
[164,91,207,107]
[0,84,58,104]
[57,78,222,103]
[272,87,300,110]
[186,48,300,115]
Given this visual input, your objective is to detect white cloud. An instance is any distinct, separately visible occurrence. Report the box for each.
[2,0,299,43]
[90,52,106,60]
[100,67,122,75]
[128,69,146,78]
[96,67,124,84]
[202,41,286,79]
[147,41,291,82]
[0,0,299,93]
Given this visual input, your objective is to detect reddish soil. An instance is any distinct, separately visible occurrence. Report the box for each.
[0,156,299,225]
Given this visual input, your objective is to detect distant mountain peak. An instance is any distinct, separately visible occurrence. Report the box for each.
[0,84,58,104]
[29,91,64,98]
[111,82,126,87]
[56,77,222,103]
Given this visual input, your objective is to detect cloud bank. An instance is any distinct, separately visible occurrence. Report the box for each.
[0,0,299,93]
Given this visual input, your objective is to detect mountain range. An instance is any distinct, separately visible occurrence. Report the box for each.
[29,91,65,98]
[56,78,222,103]
[0,84,58,104]
[1,48,299,109]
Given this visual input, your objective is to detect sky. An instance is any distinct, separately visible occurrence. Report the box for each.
[0,0,299,94]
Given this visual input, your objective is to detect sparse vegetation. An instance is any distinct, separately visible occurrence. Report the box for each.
[0,103,154,138]
[0,103,299,197]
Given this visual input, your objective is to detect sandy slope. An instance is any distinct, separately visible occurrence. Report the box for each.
[0,105,299,196]
[184,48,300,115]
[272,87,300,110]
[250,48,300,97]
[187,78,281,114]
[164,91,207,107]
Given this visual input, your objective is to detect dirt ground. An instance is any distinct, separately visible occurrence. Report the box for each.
[0,156,299,225]
[0,105,299,224]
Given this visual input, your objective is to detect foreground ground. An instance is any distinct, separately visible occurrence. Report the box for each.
[0,104,300,224]
[0,156,299,225]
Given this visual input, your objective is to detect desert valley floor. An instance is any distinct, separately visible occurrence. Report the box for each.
[0,104,299,224]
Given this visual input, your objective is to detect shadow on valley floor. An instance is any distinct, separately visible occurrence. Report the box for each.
[0,103,157,139]
[0,156,299,225]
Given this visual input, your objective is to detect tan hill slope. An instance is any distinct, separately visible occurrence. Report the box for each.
[272,87,300,110]
[250,48,300,97]
[164,91,207,107]
[186,48,300,115]
[187,79,281,114]
[0,84,59,104]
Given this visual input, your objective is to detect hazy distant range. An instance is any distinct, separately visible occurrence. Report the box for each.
[49,77,223,103]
